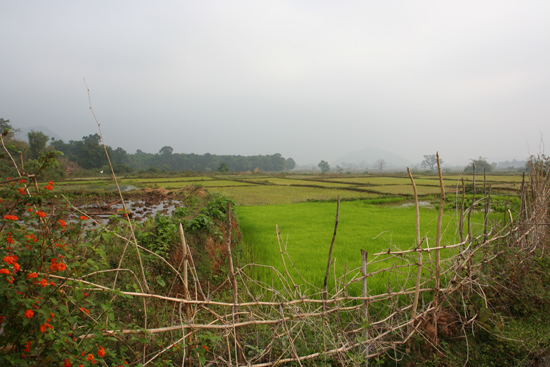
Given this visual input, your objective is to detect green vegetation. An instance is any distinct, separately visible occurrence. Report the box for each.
[212,185,378,205]
[51,136,294,173]
[3,115,542,365]
[0,170,238,365]
[237,200,491,295]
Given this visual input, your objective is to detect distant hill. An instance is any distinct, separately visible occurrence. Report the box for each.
[334,147,413,170]
[16,126,63,143]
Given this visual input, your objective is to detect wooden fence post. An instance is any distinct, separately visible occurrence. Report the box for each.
[361,249,369,366]
[178,223,192,363]
[225,201,244,365]
[432,153,446,345]
[407,167,422,347]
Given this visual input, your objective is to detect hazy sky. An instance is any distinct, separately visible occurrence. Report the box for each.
[1,1,549,166]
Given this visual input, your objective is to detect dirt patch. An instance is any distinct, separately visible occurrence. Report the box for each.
[143,187,171,196]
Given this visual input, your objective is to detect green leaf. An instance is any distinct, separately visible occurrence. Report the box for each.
[479,307,491,323]
[156,276,166,288]
[101,232,112,242]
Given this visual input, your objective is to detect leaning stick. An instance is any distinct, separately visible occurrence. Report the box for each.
[323,194,341,300]
[83,80,149,295]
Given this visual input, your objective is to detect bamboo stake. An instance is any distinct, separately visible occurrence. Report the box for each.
[19,151,24,172]
[0,135,22,177]
[460,178,465,243]
[433,152,445,345]
[361,249,369,366]
[323,194,341,301]
[407,168,422,327]
[83,79,150,294]
[484,184,491,243]
[468,163,476,242]
[178,224,192,363]
[225,201,244,364]
[179,224,189,299]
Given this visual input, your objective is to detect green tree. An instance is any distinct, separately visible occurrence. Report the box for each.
[0,118,19,139]
[27,130,50,160]
[111,147,129,165]
[0,118,28,176]
[159,146,173,156]
[218,162,229,173]
[78,134,107,169]
[285,157,296,170]
[465,156,493,173]
[318,160,330,174]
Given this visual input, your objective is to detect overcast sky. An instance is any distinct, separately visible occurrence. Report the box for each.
[1,1,549,166]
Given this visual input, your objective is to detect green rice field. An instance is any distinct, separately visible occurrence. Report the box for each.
[236,200,491,295]
[55,171,520,295]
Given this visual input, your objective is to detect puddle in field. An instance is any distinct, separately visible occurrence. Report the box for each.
[399,201,433,208]
[83,200,183,223]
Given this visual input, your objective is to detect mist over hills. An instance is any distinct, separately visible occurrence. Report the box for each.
[11,125,528,173]
[16,126,63,143]
[333,147,413,170]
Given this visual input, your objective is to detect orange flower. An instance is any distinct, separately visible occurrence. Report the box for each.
[28,272,38,279]
[7,276,13,284]
[27,208,33,212]
[3,255,17,265]
[0,269,9,275]
[80,307,89,314]
[6,237,14,243]
[24,310,34,318]
[49,259,67,272]
[98,346,105,357]
[38,278,48,287]
[50,312,55,318]
[86,354,95,361]
[40,323,53,333]
[3,215,18,221]
[36,211,46,218]
[18,188,25,195]
[64,359,71,367]
[58,219,66,227]
[18,179,26,184]
[203,345,209,352]
[13,263,20,272]
[48,181,54,186]
[78,216,88,221]
[44,184,53,191]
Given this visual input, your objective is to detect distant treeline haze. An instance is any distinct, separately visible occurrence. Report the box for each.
[51,134,296,173]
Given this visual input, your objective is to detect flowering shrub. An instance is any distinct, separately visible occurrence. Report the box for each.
[0,177,131,366]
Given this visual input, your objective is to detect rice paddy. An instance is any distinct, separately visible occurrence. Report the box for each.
[54,171,521,295]
[236,200,492,296]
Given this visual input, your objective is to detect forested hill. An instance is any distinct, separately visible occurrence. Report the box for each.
[51,134,296,173]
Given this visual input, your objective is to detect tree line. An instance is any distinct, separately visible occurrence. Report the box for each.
[0,119,296,177]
